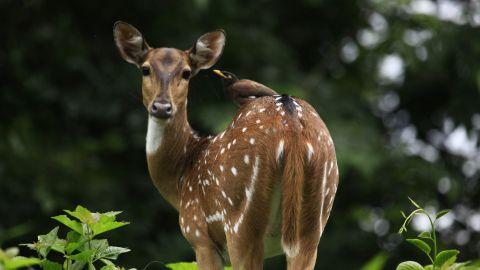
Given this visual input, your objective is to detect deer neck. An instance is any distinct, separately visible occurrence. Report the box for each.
[145,101,196,210]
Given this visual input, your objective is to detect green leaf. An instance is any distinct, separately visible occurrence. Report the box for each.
[418,232,431,240]
[100,265,118,270]
[70,261,87,270]
[41,260,63,270]
[68,250,95,262]
[434,250,459,268]
[395,261,424,270]
[408,197,421,209]
[91,216,129,237]
[401,211,407,219]
[100,259,115,266]
[36,227,60,257]
[89,239,109,259]
[4,257,41,270]
[166,262,199,270]
[361,252,389,270]
[65,206,96,225]
[98,246,130,260]
[66,231,85,254]
[88,262,96,270]
[52,215,83,234]
[435,210,450,220]
[51,238,66,254]
[406,239,431,257]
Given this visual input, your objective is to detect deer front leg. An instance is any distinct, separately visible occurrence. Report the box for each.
[195,245,224,270]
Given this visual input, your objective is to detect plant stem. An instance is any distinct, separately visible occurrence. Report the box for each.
[420,209,437,269]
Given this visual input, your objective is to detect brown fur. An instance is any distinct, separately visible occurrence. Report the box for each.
[114,22,339,270]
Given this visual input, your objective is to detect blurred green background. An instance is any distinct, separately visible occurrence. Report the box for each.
[1,0,480,269]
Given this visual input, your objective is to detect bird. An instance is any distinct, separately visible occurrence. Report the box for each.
[213,70,278,107]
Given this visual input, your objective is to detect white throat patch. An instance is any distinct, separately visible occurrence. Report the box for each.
[146,116,165,154]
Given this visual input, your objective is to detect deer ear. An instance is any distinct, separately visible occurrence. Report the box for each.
[189,30,226,72]
[113,21,150,66]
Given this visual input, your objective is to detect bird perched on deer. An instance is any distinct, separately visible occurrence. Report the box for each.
[213,70,278,107]
[114,21,339,270]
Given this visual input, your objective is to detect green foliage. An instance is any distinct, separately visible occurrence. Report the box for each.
[0,247,41,270]
[20,206,131,270]
[397,198,480,270]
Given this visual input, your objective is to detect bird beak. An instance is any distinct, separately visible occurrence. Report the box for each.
[213,69,228,79]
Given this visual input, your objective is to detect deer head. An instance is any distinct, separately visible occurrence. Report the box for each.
[113,21,226,119]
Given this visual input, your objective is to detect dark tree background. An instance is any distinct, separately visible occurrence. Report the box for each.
[1,0,480,269]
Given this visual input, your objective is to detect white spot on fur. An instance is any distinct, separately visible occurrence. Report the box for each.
[231,167,238,176]
[276,140,284,162]
[242,127,247,132]
[307,142,314,161]
[195,229,200,237]
[259,108,266,112]
[244,154,250,164]
[233,213,244,233]
[245,156,260,205]
[249,138,255,145]
[319,162,328,233]
[146,116,165,154]
[256,119,261,124]
[220,165,224,172]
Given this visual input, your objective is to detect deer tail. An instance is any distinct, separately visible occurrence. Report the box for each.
[280,134,305,258]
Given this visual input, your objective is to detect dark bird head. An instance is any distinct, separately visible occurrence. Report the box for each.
[213,70,239,87]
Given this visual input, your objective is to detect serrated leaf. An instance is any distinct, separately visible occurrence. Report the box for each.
[408,197,421,208]
[98,246,130,260]
[434,250,459,268]
[36,227,60,257]
[4,257,41,270]
[395,261,424,270]
[65,206,96,225]
[68,250,95,262]
[89,239,109,259]
[406,239,431,257]
[91,217,129,237]
[41,260,63,270]
[52,215,83,234]
[436,210,450,220]
[418,232,431,240]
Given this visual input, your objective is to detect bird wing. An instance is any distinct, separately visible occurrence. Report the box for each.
[233,79,278,98]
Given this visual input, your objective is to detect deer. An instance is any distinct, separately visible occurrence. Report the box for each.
[113,21,339,270]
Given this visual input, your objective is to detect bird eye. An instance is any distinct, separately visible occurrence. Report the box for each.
[182,69,191,80]
[141,66,150,76]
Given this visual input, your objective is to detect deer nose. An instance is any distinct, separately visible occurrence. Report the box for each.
[150,100,173,119]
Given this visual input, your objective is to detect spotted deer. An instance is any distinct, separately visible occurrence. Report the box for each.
[113,21,339,270]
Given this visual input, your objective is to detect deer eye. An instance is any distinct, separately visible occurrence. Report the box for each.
[141,66,150,76]
[182,69,191,80]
